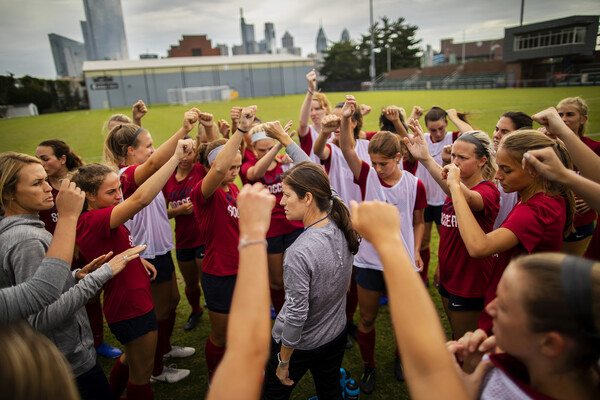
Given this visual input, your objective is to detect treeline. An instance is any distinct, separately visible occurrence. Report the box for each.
[0,74,88,114]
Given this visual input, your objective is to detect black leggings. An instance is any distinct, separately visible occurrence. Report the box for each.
[261,329,346,400]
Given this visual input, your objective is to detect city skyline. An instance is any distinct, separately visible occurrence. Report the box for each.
[1,0,599,79]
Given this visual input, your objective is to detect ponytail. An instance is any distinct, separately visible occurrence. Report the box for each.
[195,138,227,168]
[38,139,84,171]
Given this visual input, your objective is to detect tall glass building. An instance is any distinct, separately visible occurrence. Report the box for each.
[81,0,129,61]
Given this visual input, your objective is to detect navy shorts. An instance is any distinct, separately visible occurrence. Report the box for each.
[438,284,485,311]
[267,228,303,254]
[108,308,157,345]
[175,245,206,261]
[564,222,595,242]
[201,272,237,314]
[424,205,443,225]
[146,252,175,284]
[354,266,386,293]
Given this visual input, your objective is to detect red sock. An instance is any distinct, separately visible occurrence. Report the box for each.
[153,318,169,376]
[357,328,376,368]
[346,277,358,322]
[110,357,129,398]
[270,288,286,315]
[185,286,202,314]
[126,381,153,400]
[205,337,225,382]
[420,247,430,283]
[85,301,104,348]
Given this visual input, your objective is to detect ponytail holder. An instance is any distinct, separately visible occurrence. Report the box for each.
[561,255,597,336]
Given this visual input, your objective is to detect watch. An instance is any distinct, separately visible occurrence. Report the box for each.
[277,352,290,367]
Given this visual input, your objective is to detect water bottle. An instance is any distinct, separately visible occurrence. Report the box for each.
[345,379,360,400]
[340,368,351,394]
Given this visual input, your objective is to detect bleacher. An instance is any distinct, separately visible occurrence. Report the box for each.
[374,71,505,91]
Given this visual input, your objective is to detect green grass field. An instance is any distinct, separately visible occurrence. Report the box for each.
[1,87,598,399]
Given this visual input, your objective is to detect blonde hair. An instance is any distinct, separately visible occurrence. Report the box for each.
[103,123,148,167]
[0,322,80,400]
[499,130,575,236]
[312,92,332,115]
[455,130,497,181]
[0,152,42,215]
[557,97,588,136]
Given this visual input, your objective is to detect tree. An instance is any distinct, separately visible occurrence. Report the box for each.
[320,40,365,83]
[358,16,421,77]
[319,16,421,88]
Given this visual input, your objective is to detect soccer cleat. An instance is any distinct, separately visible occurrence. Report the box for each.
[360,367,375,394]
[163,345,196,359]
[183,309,203,331]
[96,342,122,359]
[150,364,190,383]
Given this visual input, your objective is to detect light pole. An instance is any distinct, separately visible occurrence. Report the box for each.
[387,33,398,73]
[369,0,375,86]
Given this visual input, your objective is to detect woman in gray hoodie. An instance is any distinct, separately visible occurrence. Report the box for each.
[0,152,142,400]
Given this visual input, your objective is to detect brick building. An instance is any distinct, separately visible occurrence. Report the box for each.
[168,35,221,57]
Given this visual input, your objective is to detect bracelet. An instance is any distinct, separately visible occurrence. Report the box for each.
[307,89,314,95]
[277,353,290,367]
[237,237,267,251]
[237,127,248,134]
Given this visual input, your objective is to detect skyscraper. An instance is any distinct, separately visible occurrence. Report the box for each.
[341,29,350,42]
[240,8,256,55]
[282,31,294,49]
[264,22,276,54]
[48,33,86,77]
[316,25,328,54]
[81,0,129,61]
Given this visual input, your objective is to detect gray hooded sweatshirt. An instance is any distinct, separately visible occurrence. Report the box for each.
[0,214,113,377]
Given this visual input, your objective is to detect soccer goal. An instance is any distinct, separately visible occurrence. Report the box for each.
[167,86,238,105]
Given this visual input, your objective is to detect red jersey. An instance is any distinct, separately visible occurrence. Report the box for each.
[439,181,500,298]
[573,136,600,228]
[478,193,566,333]
[76,206,153,324]
[190,180,240,276]
[39,187,59,234]
[240,160,303,238]
[162,163,206,249]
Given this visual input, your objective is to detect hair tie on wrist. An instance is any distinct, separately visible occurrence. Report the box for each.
[238,237,267,251]
[237,127,248,134]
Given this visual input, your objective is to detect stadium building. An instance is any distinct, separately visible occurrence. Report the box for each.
[83,54,314,110]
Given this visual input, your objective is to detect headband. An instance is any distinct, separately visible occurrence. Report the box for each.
[207,145,225,164]
[561,255,597,336]
[457,133,488,157]
[251,131,269,144]
[129,127,144,146]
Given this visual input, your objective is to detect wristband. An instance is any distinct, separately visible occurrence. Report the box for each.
[307,89,314,95]
[277,353,290,367]
[237,127,248,134]
[237,237,267,252]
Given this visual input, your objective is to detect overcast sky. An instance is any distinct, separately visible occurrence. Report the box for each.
[1,0,599,79]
